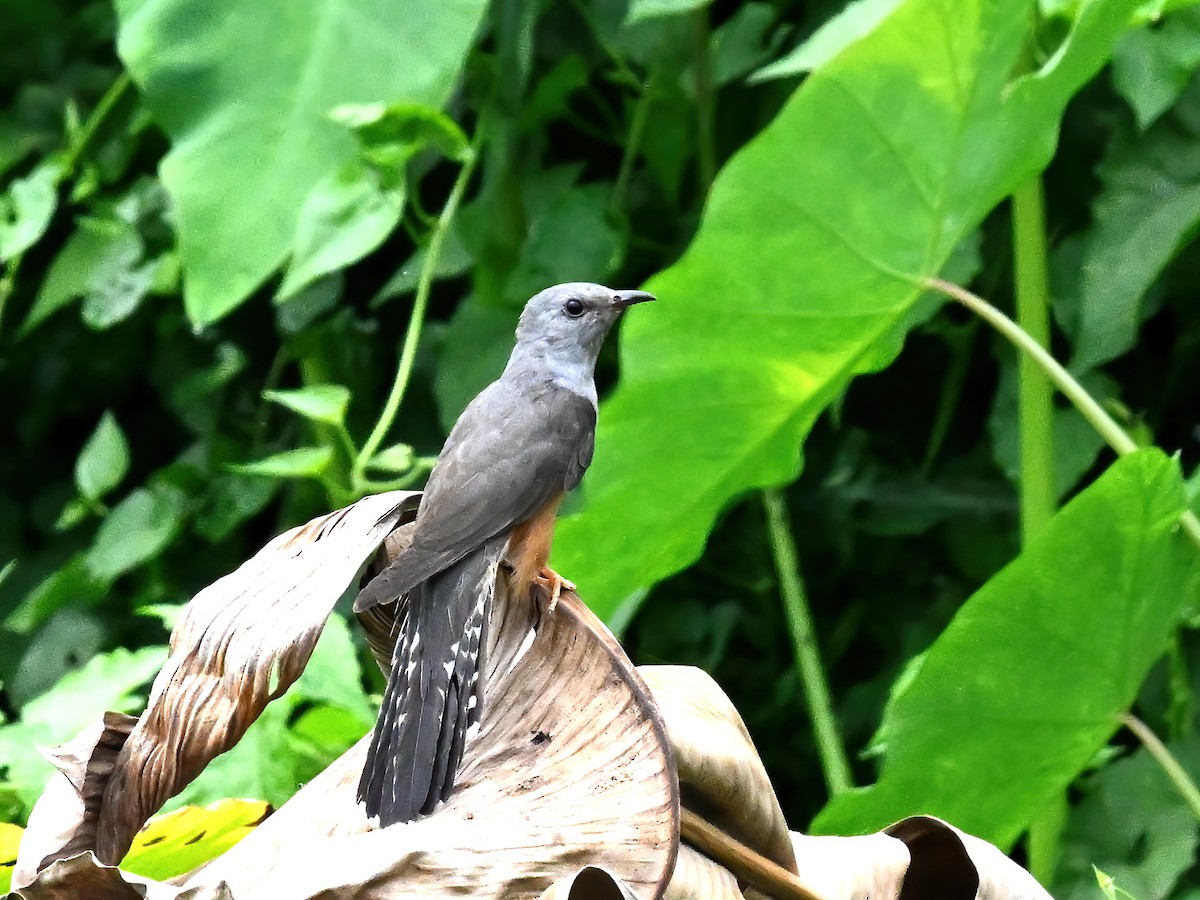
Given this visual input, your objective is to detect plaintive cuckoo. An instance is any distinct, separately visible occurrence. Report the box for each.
[354,282,654,826]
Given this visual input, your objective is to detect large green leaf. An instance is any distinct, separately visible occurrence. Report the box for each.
[1112,7,1200,129]
[813,449,1200,846]
[553,0,1140,619]
[113,0,487,325]
[1055,737,1200,900]
[1054,89,1200,371]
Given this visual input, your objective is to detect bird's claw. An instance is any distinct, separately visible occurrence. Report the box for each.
[534,567,575,615]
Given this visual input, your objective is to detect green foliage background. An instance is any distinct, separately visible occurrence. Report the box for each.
[2,0,1200,893]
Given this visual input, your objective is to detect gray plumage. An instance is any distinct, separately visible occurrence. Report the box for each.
[356,282,654,826]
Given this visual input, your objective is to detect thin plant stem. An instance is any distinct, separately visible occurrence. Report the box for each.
[613,59,659,211]
[1123,713,1200,821]
[1012,178,1056,543]
[762,489,854,797]
[60,72,135,178]
[353,143,480,490]
[919,319,977,473]
[924,276,1200,552]
[681,808,825,900]
[1012,175,1060,884]
[569,0,643,89]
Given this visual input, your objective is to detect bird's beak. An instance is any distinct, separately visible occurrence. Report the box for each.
[611,290,656,308]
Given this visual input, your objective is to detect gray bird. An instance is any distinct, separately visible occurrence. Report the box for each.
[355,282,655,826]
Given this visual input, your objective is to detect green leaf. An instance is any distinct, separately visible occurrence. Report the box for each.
[193,475,278,543]
[21,216,140,334]
[0,160,60,262]
[1054,96,1200,371]
[330,102,470,166]
[113,0,488,325]
[283,612,373,721]
[80,256,157,330]
[372,221,472,305]
[277,161,405,301]
[19,645,167,733]
[85,484,189,581]
[1112,8,1200,129]
[276,103,471,299]
[813,450,1200,846]
[625,0,712,24]
[228,446,334,479]
[4,556,108,634]
[553,0,1141,619]
[75,411,131,503]
[710,4,779,86]
[1094,868,1119,900]
[502,182,627,304]
[7,608,105,708]
[1055,737,1200,900]
[751,0,904,81]
[122,800,268,881]
[274,274,342,335]
[434,297,517,432]
[262,384,351,426]
[366,443,416,474]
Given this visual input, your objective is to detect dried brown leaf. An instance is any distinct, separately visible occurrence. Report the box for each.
[786,817,1053,900]
[12,712,136,891]
[887,817,1051,900]
[12,487,1046,900]
[92,492,416,863]
[662,846,741,900]
[13,851,232,900]
[537,865,643,900]
[173,588,679,898]
[638,665,795,872]
[789,831,910,900]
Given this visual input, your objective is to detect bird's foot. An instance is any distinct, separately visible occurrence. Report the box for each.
[534,566,575,615]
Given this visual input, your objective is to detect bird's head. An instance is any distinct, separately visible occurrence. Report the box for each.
[514,282,655,363]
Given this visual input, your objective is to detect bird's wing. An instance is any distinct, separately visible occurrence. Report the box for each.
[354,382,596,611]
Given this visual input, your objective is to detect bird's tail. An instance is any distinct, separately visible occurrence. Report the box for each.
[358,536,504,825]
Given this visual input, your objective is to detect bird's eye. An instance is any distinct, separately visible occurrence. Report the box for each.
[563,298,586,317]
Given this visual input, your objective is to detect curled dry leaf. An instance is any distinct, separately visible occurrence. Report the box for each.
[13,486,1049,900]
[174,583,679,898]
[12,850,232,900]
[788,817,1053,900]
[90,490,417,863]
[637,666,795,872]
[887,817,1051,900]
[662,846,741,900]
[13,712,137,890]
[537,865,642,900]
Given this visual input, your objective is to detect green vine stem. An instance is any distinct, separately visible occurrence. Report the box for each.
[1012,175,1060,883]
[1123,713,1200,821]
[923,276,1200,552]
[1012,178,1056,543]
[352,140,480,492]
[762,489,854,798]
[60,72,135,179]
